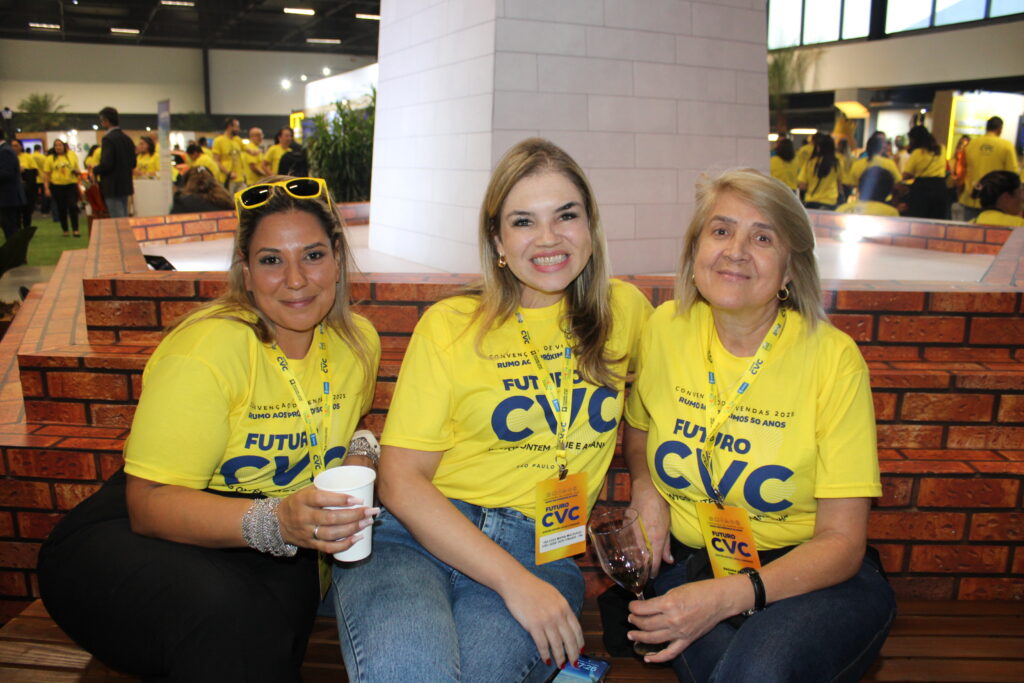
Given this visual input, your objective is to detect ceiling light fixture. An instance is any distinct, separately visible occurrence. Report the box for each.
[160,0,195,6]
[283,7,315,15]
[322,67,331,76]
[355,13,381,20]
[790,128,818,135]
[281,79,293,90]
[28,22,61,30]
[307,38,341,44]
[111,27,141,35]
[300,74,308,81]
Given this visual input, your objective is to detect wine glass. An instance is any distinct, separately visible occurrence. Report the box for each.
[588,507,660,656]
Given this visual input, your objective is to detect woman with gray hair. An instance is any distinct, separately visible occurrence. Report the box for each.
[623,169,895,681]
[333,138,652,681]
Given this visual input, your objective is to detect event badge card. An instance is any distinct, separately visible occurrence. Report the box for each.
[535,472,588,565]
[696,501,761,579]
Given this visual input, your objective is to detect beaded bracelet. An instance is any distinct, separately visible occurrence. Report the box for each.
[241,497,297,557]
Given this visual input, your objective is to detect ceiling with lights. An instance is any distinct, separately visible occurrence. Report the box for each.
[0,0,381,56]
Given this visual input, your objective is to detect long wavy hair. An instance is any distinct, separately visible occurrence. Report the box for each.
[172,175,372,373]
[179,167,233,209]
[675,168,826,328]
[466,138,620,388]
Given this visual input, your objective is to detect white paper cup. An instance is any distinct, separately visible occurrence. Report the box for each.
[313,465,376,562]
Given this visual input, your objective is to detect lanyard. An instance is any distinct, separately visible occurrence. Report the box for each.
[515,311,574,480]
[261,324,333,478]
[701,307,786,505]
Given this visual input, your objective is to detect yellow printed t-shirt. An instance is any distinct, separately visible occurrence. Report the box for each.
[624,301,880,550]
[799,158,841,206]
[212,134,244,183]
[43,151,80,186]
[85,146,102,169]
[124,310,381,497]
[903,148,945,179]
[972,210,1024,227]
[382,279,653,517]
[17,152,36,173]
[136,153,160,175]
[770,156,799,191]
[264,144,288,175]
[836,199,899,217]
[242,143,265,185]
[190,154,220,177]
[847,156,900,188]
[960,135,1020,208]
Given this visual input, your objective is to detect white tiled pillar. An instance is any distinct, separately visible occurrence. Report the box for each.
[369,0,769,274]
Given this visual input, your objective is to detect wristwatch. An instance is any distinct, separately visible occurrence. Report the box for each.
[738,567,766,616]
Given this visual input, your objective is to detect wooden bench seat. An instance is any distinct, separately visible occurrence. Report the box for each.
[2,599,1022,682]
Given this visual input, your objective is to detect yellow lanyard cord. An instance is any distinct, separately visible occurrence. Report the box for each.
[701,308,787,505]
[262,323,333,479]
[516,311,574,479]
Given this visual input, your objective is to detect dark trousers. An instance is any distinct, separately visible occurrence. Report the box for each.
[0,206,19,240]
[906,177,948,220]
[38,471,320,683]
[20,181,36,229]
[50,184,80,233]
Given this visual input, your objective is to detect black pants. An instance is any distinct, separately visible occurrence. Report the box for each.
[49,183,80,233]
[906,177,948,220]
[0,206,19,240]
[38,471,320,683]
[20,181,36,229]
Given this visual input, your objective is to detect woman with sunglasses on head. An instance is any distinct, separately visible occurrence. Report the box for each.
[332,138,652,682]
[622,169,894,681]
[39,176,381,683]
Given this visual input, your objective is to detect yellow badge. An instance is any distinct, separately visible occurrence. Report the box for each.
[696,502,761,578]
[535,472,588,565]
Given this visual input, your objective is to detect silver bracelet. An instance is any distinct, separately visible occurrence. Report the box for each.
[241,497,297,557]
[345,429,380,467]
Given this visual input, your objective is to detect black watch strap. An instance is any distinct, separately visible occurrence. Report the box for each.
[739,567,766,616]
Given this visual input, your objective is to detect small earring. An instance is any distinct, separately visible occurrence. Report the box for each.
[497,254,507,268]
[777,285,790,301]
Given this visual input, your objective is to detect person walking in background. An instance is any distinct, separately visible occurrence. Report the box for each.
[133,136,159,177]
[42,139,82,238]
[93,106,136,218]
[32,145,49,214]
[12,139,38,231]
[0,127,26,240]
[799,134,842,210]
[837,166,900,216]
[243,127,268,187]
[264,127,294,175]
[213,117,245,193]
[847,134,901,195]
[770,138,799,192]
[958,117,1020,222]
[902,125,948,219]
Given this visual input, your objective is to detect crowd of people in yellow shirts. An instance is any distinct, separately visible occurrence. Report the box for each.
[769,116,1023,227]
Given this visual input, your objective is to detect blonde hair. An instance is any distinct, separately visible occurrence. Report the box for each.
[675,168,825,327]
[467,138,621,388]
[172,175,372,373]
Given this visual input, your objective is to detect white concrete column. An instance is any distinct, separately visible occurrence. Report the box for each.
[369,0,769,274]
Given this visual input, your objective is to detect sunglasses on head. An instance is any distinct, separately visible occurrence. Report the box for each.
[234,177,330,210]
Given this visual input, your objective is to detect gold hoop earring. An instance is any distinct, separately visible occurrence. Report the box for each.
[777,285,790,301]
[497,254,507,268]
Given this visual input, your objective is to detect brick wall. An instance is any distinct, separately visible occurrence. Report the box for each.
[808,210,1012,256]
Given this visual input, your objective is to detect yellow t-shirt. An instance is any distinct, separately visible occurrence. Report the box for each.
[836,199,899,217]
[189,154,220,177]
[794,143,813,172]
[85,146,102,170]
[43,151,80,186]
[17,152,36,173]
[799,158,841,206]
[847,156,901,188]
[382,280,653,517]
[624,301,880,550]
[972,210,1024,227]
[960,134,1020,208]
[263,144,288,175]
[904,148,945,179]
[242,142,266,185]
[770,156,799,191]
[212,134,244,183]
[136,153,160,175]
[124,309,381,497]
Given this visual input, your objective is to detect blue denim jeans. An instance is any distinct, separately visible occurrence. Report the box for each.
[332,499,584,683]
[653,550,896,683]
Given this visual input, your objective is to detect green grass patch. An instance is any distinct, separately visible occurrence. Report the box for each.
[26,217,88,267]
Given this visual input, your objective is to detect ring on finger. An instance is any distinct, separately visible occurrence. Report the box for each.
[312,525,320,541]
